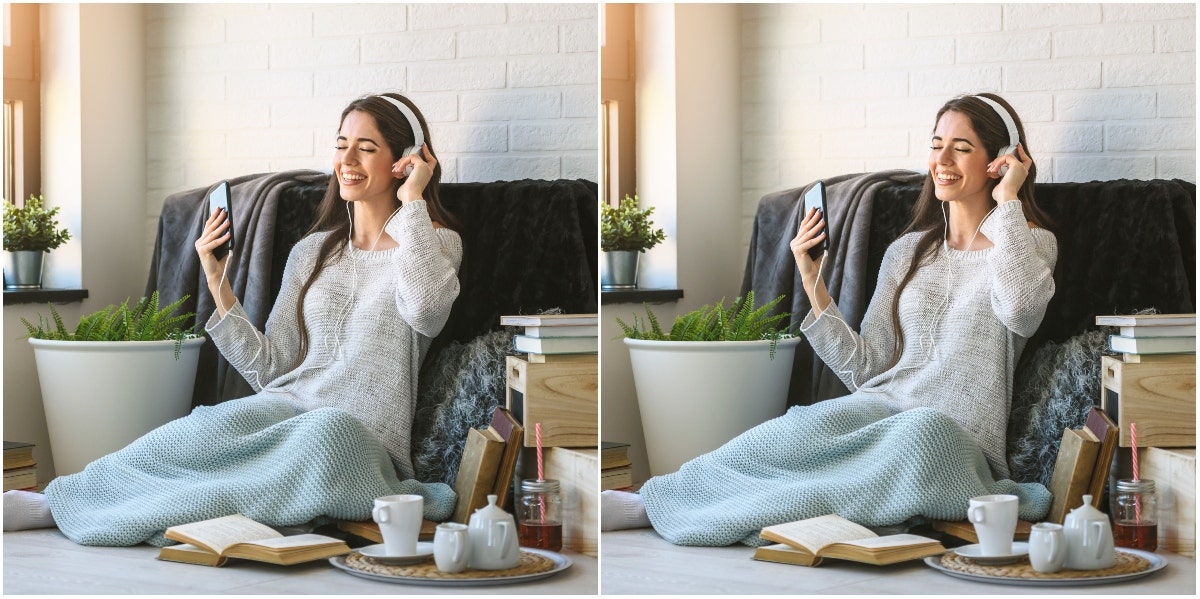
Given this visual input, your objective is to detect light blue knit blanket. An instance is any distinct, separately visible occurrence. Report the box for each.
[640,397,1051,547]
[45,397,456,547]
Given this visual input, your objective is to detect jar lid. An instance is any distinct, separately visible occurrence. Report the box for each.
[521,478,560,493]
[1117,479,1156,493]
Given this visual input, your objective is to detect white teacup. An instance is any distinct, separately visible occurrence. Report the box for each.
[1028,522,1065,573]
[434,522,471,573]
[372,494,423,556]
[967,494,1018,556]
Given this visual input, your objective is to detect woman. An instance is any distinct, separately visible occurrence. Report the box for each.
[5,93,462,545]
[602,93,1059,546]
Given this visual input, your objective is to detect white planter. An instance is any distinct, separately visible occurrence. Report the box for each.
[29,337,206,476]
[624,336,802,476]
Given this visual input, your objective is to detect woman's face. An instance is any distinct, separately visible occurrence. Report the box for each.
[928,109,996,205]
[334,109,398,204]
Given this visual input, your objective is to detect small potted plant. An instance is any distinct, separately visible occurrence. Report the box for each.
[23,292,205,475]
[616,291,802,475]
[3,194,72,289]
[600,194,666,290]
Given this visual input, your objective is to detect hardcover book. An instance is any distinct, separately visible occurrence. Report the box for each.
[158,514,349,566]
[1108,334,1195,355]
[500,313,598,327]
[757,514,945,567]
[513,335,598,355]
[1046,427,1100,523]
[3,441,36,470]
[1096,313,1196,327]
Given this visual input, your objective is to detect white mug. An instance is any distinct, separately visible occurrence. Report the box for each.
[372,494,423,556]
[967,494,1018,556]
[434,522,471,573]
[1028,522,1065,573]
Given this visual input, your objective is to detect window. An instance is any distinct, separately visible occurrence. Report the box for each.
[3,100,14,201]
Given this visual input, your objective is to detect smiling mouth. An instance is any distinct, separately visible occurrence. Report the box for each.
[936,173,961,183]
[341,173,365,184]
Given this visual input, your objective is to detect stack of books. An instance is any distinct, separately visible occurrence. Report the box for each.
[601,441,633,491]
[4,441,38,492]
[1097,313,1196,362]
[502,313,598,357]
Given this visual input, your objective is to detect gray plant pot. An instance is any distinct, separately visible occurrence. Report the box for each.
[4,250,45,289]
[601,250,640,290]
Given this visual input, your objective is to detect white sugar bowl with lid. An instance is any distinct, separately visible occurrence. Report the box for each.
[467,494,521,570]
[1063,494,1115,570]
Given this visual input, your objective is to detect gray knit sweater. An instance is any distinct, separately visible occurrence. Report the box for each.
[206,200,463,480]
[800,199,1057,479]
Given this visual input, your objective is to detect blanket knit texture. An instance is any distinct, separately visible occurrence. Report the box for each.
[46,200,460,546]
[640,397,1051,547]
[641,200,1056,546]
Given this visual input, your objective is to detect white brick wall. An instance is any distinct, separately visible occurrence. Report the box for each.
[145,2,598,231]
[740,2,1196,248]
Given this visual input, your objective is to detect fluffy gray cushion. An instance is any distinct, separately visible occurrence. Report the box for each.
[1007,330,1117,486]
[412,329,518,486]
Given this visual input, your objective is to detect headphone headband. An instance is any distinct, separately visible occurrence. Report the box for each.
[973,95,1019,157]
[377,94,425,157]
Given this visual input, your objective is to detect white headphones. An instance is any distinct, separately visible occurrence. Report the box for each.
[974,95,1019,176]
[377,94,426,175]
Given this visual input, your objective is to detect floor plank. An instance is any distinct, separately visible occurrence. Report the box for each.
[601,528,1197,595]
[3,528,596,594]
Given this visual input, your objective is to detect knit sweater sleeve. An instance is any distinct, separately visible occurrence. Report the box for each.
[385,199,463,338]
[979,200,1058,338]
[798,239,908,392]
[204,238,313,392]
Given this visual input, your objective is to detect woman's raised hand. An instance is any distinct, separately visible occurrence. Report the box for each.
[790,207,827,286]
[990,143,1032,203]
[392,144,438,205]
[195,208,230,281]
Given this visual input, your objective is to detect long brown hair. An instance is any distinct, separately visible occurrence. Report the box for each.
[291,93,460,369]
[886,93,1052,368]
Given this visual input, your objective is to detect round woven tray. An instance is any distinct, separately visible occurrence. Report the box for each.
[939,549,1151,580]
[345,549,556,580]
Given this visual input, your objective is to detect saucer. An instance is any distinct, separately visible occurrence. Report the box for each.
[357,542,434,565]
[953,542,1029,565]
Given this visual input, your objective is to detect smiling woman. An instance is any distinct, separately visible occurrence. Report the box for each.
[604,92,1060,548]
[6,93,466,546]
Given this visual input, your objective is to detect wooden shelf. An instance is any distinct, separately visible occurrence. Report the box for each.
[4,288,89,306]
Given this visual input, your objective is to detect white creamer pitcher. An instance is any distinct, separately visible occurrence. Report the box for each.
[467,494,520,570]
[1063,494,1115,570]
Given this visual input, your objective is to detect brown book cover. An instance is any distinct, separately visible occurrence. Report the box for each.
[1085,407,1119,507]
[3,441,36,470]
[451,427,504,523]
[931,519,1033,543]
[601,441,632,470]
[1047,427,1100,523]
[159,514,349,567]
[759,514,945,567]
[488,406,524,508]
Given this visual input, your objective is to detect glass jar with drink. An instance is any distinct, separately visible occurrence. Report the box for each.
[1113,478,1158,551]
[517,478,563,551]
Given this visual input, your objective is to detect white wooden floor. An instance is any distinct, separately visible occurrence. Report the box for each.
[3,527,597,594]
[601,528,1197,595]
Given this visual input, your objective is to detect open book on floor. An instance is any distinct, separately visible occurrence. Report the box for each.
[756,514,945,567]
[157,514,350,567]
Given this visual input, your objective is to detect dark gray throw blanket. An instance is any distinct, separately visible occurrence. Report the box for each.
[145,170,330,407]
[741,170,925,408]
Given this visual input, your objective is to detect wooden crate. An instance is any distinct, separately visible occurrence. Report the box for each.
[1140,447,1195,557]
[540,447,598,557]
[506,355,597,448]
[1100,356,1195,447]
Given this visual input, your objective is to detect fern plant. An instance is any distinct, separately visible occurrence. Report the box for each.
[616,291,794,358]
[22,292,200,359]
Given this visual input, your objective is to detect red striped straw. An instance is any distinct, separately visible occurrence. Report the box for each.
[536,422,544,482]
[1131,422,1141,523]
[1128,422,1137,482]
[536,422,546,524]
